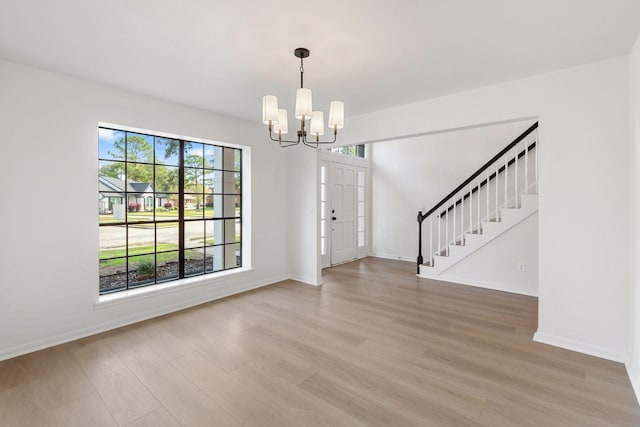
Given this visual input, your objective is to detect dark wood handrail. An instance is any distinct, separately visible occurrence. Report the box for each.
[418,122,538,223]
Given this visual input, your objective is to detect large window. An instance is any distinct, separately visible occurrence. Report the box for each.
[98,126,242,295]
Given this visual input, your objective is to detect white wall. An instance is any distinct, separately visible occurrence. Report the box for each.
[287,148,322,285]
[438,213,538,296]
[342,57,631,361]
[629,33,640,400]
[370,120,534,261]
[0,59,289,360]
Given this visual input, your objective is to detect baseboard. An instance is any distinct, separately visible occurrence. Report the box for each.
[0,274,288,362]
[288,274,322,286]
[627,363,640,405]
[371,253,415,263]
[431,274,538,297]
[533,330,627,363]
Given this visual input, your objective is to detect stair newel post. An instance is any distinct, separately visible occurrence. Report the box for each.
[417,211,423,274]
[495,162,499,220]
[515,144,519,208]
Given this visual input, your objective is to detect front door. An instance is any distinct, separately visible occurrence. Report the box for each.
[331,162,357,264]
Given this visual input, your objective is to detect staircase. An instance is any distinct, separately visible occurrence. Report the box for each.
[417,122,538,278]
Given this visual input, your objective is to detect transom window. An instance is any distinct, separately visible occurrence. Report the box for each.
[98,126,242,295]
[329,144,366,158]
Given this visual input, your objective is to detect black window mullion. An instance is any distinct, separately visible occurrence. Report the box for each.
[125,132,130,291]
[153,136,157,284]
[179,139,185,279]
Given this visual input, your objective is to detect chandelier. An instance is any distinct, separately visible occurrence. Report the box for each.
[262,48,344,148]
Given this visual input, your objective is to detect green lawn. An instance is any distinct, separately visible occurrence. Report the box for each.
[100,243,178,267]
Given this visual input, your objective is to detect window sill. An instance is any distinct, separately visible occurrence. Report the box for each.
[94,266,253,309]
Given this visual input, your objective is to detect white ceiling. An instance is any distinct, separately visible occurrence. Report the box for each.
[1,1,639,123]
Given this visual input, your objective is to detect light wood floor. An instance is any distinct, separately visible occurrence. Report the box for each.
[1,258,639,426]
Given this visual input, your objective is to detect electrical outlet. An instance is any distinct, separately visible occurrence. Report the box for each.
[517,262,526,272]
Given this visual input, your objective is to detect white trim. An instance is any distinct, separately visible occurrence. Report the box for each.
[0,274,288,362]
[95,267,253,308]
[626,363,640,405]
[371,253,415,263]
[533,330,627,363]
[428,274,538,297]
[288,275,323,286]
[320,148,369,165]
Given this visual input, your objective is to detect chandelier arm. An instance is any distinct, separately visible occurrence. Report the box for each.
[279,140,300,148]
[301,128,338,145]
[268,130,302,145]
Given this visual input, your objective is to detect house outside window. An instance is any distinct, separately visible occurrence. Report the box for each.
[98,126,243,295]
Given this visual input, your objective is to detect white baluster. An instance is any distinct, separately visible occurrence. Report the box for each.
[504,155,508,208]
[525,139,529,194]
[486,170,490,221]
[495,163,499,220]
[535,137,540,193]
[453,199,457,246]
[515,145,519,208]
[477,181,480,233]
[445,210,449,255]
[469,185,473,234]
[461,190,465,244]
[438,213,441,257]
[429,216,433,265]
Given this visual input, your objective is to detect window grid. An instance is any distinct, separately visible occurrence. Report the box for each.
[98,127,242,295]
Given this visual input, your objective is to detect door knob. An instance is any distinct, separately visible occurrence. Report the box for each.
[332,216,337,220]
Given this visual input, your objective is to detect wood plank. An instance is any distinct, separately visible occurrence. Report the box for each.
[118,343,240,427]
[123,408,179,427]
[72,336,161,426]
[48,392,117,427]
